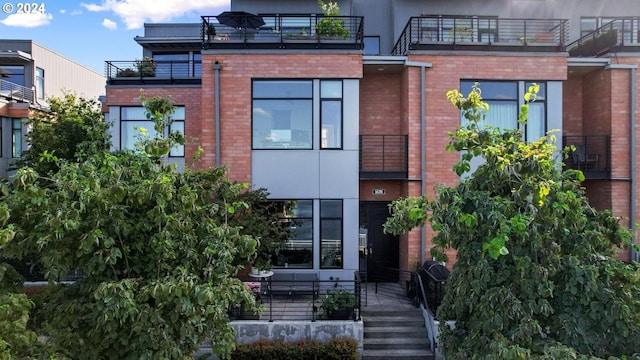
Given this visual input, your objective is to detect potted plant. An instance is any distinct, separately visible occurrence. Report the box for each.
[206,24,216,40]
[319,289,356,319]
[253,256,272,275]
[316,0,349,39]
[135,57,156,77]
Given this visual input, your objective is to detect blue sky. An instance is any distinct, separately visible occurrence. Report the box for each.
[0,0,231,73]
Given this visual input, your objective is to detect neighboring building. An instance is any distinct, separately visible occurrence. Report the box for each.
[103,0,640,282]
[0,39,105,179]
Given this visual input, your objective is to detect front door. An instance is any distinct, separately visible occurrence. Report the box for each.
[359,202,399,282]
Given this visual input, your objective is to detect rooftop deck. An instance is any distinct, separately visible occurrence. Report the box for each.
[392,15,569,55]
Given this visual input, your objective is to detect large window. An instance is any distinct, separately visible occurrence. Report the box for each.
[35,67,44,100]
[12,119,22,158]
[460,80,546,141]
[274,200,313,269]
[1,65,25,86]
[120,106,185,157]
[152,52,201,78]
[320,81,343,149]
[252,80,313,149]
[320,199,343,269]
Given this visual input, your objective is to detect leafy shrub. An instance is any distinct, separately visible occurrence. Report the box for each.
[231,338,358,360]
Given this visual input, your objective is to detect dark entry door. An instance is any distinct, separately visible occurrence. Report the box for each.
[359,202,399,282]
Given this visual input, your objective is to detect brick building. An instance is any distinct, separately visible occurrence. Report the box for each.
[103,0,640,282]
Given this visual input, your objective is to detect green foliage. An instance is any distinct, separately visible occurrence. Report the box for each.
[14,92,111,178]
[136,91,185,163]
[318,289,356,319]
[316,0,349,39]
[135,57,156,77]
[2,95,269,359]
[385,83,640,359]
[231,338,359,360]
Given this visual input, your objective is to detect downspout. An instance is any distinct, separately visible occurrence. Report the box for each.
[213,61,221,167]
[405,60,432,265]
[630,67,636,262]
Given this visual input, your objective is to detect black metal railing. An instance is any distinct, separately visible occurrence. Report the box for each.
[0,78,34,103]
[234,272,362,322]
[567,18,640,57]
[392,15,568,55]
[563,135,610,178]
[201,14,364,50]
[105,60,201,82]
[359,135,408,179]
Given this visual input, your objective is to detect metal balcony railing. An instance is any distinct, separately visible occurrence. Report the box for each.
[201,14,364,50]
[563,135,610,179]
[568,18,640,57]
[392,15,568,55]
[105,60,202,85]
[0,78,34,103]
[359,135,408,179]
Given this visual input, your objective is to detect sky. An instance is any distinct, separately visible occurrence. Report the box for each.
[0,0,231,73]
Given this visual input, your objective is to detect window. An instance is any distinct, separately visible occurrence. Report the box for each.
[12,118,22,158]
[35,67,44,100]
[460,80,546,141]
[320,81,342,149]
[0,65,25,86]
[193,53,202,77]
[120,106,185,157]
[320,200,342,269]
[273,200,313,269]
[153,54,188,78]
[252,80,313,149]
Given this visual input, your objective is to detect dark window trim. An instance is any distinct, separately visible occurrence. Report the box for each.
[320,199,343,270]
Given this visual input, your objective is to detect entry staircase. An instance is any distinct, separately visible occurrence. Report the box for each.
[362,305,434,359]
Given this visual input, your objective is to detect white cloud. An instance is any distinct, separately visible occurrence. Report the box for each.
[71,9,83,15]
[60,9,67,14]
[81,0,230,29]
[102,18,117,30]
[0,12,52,27]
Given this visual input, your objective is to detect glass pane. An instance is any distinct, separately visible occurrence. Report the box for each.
[121,107,147,120]
[12,119,22,157]
[526,103,545,142]
[321,199,342,217]
[170,121,185,157]
[293,200,313,217]
[1,65,25,86]
[526,82,545,100]
[121,120,154,150]
[253,80,312,98]
[253,99,312,149]
[172,107,185,120]
[321,219,342,268]
[363,36,380,55]
[461,81,517,100]
[153,53,189,61]
[321,81,342,98]
[321,100,342,148]
[484,101,518,130]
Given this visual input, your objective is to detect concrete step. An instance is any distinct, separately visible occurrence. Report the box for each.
[364,337,429,350]
[361,348,434,360]
[364,325,428,338]
[363,315,425,327]
[361,306,422,317]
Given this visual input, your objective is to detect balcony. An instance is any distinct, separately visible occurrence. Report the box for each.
[0,78,34,103]
[392,15,568,55]
[201,14,363,50]
[563,135,610,179]
[359,135,408,180]
[105,60,201,86]
[568,19,640,57]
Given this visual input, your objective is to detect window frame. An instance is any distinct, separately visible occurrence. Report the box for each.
[320,199,343,269]
[252,79,314,150]
[273,199,314,269]
[12,118,22,158]
[119,105,185,157]
[460,80,547,140]
[320,80,344,150]
[35,67,44,100]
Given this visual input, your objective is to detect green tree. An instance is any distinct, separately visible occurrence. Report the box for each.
[385,84,640,359]
[14,92,111,178]
[4,95,263,359]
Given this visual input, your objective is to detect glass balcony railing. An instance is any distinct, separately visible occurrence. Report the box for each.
[392,15,568,55]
